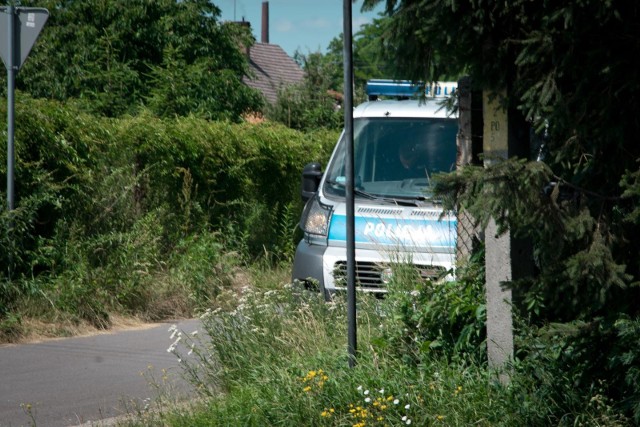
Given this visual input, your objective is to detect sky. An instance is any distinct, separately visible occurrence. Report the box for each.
[214,0,384,57]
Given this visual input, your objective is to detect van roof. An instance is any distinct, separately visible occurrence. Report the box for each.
[353,99,457,120]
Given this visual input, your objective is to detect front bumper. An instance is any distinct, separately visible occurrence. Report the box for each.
[292,240,327,290]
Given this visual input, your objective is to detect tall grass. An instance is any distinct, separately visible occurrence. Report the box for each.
[156,265,627,427]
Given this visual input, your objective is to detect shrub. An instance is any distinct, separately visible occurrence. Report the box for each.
[375,249,487,364]
[0,96,338,330]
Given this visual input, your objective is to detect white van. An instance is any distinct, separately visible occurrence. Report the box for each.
[292,80,458,298]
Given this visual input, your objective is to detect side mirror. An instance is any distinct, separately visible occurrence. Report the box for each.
[301,162,323,201]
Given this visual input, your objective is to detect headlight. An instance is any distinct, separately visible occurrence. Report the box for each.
[300,196,332,236]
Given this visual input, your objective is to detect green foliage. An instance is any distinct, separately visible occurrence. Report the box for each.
[435,157,640,419]
[145,47,264,121]
[324,16,399,88]
[10,0,262,119]
[510,318,633,426]
[0,97,337,330]
[364,0,640,320]
[375,250,487,364]
[271,16,399,131]
[267,82,343,131]
[160,280,623,426]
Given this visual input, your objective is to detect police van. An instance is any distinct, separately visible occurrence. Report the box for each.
[292,80,459,298]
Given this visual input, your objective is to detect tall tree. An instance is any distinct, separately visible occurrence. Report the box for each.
[362,0,640,419]
[10,0,262,119]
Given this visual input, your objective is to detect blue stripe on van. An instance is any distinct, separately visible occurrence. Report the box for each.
[328,214,456,249]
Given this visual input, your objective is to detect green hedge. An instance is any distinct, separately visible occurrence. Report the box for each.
[0,95,337,322]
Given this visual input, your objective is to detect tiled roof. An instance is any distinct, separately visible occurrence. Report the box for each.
[243,43,305,104]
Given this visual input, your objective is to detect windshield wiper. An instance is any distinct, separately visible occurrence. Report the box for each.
[326,180,378,200]
[326,180,425,206]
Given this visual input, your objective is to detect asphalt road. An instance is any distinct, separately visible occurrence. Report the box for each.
[0,318,201,427]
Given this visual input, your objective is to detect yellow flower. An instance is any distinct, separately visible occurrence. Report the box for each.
[437,415,445,421]
[303,386,312,392]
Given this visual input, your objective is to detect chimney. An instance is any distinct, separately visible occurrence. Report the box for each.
[261,1,269,44]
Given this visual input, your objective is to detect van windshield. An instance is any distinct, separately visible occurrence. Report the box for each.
[324,117,458,201]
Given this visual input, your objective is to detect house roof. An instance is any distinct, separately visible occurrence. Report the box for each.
[243,43,305,105]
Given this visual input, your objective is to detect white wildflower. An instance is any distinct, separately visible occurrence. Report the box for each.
[168,324,178,339]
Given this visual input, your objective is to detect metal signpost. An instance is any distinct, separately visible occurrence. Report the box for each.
[0,6,49,212]
[342,0,357,367]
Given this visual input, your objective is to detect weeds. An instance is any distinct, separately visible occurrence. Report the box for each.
[156,266,630,427]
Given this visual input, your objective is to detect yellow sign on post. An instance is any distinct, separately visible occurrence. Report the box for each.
[483,91,509,163]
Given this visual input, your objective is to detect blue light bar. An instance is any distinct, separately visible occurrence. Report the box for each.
[366,79,457,99]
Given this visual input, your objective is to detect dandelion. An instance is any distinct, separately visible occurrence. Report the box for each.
[436,415,445,421]
[303,386,312,392]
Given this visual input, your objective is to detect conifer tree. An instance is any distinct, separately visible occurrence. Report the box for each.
[362,0,640,419]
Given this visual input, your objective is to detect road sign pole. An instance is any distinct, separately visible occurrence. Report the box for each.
[6,5,15,211]
[1,6,49,213]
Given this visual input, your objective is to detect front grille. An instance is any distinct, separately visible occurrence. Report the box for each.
[332,261,446,290]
